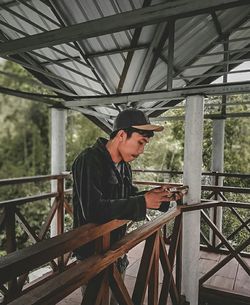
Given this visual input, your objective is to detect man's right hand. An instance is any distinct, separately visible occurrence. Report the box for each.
[144,187,172,209]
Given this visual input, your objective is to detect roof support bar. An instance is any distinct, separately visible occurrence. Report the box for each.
[116,0,152,94]
[167,19,175,91]
[221,35,229,116]
[134,23,170,91]
[86,44,149,58]
[64,81,250,107]
[0,0,249,56]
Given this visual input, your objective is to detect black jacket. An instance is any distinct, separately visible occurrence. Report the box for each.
[72,137,146,259]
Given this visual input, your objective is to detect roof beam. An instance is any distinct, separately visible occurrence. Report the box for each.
[211,11,224,38]
[0,85,63,107]
[116,0,152,93]
[133,23,169,91]
[116,27,142,93]
[151,112,250,121]
[0,69,77,97]
[64,81,250,107]
[166,19,175,91]
[86,44,149,58]
[5,55,104,95]
[44,0,110,95]
[141,11,250,118]
[0,0,249,56]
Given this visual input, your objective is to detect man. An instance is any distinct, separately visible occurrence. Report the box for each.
[72,108,183,303]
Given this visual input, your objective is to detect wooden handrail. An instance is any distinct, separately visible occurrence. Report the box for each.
[132,169,250,179]
[0,173,249,304]
[0,170,248,188]
[0,219,127,285]
[0,173,70,186]
[5,208,181,305]
[133,180,250,194]
[180,200,250,211]
[0,192,58,207]
[202,185,250,194]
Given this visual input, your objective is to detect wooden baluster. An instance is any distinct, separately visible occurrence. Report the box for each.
[132,232,158,305]
[109,263,133,305]
[212,172,219,247]
[148,231,160,305]
[159,214,182,305]
[57,177,64,271]
[101,233,110,305]
[5,204,18,300]
[176,219,182,297]
[81,233,111,305]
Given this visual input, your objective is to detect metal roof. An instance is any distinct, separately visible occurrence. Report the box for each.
[0,0,250,132]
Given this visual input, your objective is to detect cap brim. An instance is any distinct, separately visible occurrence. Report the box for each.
[132,124,164,132]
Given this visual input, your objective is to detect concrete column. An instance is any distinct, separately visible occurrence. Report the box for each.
[182,95,204,305]
[210,119,225,243]
[51,108,66,237]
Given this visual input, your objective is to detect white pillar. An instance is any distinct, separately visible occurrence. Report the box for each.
[211,120,225,175]
[210,119,225,243]
[182,95,204,305]
[51,107,66,237]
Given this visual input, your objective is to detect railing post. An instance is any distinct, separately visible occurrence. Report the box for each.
[148,231,159,305]
[176,213,182,297]
[57,177,64,236]
[5,204,18,298]
[101,233,110,305]
[81,233,111,305]
[5,205,16,254]
[57,176,65,271]
[212,172,219,247]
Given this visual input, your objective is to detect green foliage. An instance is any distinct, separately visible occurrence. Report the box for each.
[0,61,105,253]
[0,62,50,179]
[66,110,105,169]
[0,61,249,256]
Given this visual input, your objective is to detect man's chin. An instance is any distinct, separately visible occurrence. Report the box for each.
[130,155,139,161]
[124,155,137,162]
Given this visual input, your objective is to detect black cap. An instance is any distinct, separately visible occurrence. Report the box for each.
[113,108,164,132]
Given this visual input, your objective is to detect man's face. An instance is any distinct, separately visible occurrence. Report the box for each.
[118,131,150,162]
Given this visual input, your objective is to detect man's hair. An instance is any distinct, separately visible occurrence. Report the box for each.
[110,127,154,140]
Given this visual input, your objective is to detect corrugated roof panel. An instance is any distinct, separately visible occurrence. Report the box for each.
[0,0,250,131]
[122,49,148,93]
[173,14,218,68]
[84,32,130,54]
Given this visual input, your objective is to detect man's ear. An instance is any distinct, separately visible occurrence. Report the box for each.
[116,129,127,142]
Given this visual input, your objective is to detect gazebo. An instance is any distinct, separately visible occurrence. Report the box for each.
[0,1,249,304]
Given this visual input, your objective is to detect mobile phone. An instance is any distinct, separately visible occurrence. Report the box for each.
[164,185,189,195]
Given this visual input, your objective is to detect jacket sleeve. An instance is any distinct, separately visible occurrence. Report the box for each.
[72,152,146,223]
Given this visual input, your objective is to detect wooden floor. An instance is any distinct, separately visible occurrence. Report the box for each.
[57,242,250,305]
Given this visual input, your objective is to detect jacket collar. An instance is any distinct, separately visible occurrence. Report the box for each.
[94,137,129,179]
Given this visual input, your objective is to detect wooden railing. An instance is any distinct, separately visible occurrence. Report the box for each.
[0,174,72,299]
[0,172,249,304]
[133,169,250,256]
[1,199,249,304]
[182,201,250,305]
[0,207,186,305]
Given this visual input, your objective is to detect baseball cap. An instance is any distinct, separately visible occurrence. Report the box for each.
[113,108,164,132]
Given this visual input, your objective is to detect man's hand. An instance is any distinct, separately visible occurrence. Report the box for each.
[144,186,185,209]
[145,187,172,209]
